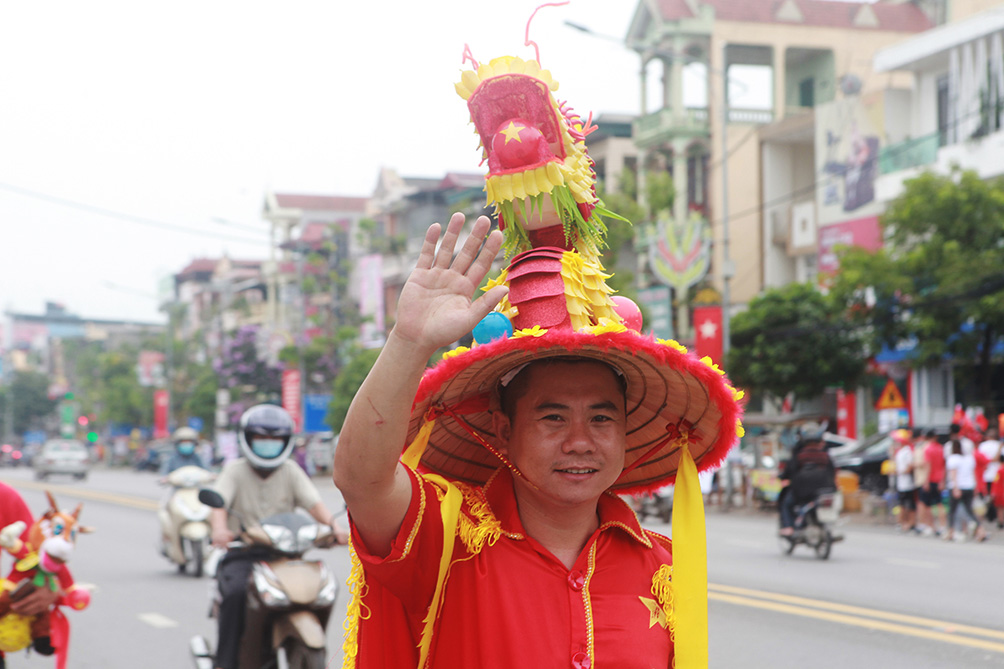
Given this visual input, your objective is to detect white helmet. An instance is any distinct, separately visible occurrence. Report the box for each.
[238,404,295,472]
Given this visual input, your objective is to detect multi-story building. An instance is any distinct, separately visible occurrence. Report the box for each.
[624,0,935,334]
[754,0,1004,430]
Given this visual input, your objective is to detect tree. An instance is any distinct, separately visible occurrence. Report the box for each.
[829,166,1004,407]
[214,324,282,424]
[0,371,58,437]
[727,282,867,410]
[326,348,380,434]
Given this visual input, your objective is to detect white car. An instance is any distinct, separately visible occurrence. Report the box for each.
[34,439,92,481]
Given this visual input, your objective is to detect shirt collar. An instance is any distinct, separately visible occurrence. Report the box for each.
[483,468,652,547]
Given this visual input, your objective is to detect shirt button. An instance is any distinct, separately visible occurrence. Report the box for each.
[572,651,591,669]
[567,570,585,591]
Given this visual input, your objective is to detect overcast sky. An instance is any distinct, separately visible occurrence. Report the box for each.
[0,1,746,325]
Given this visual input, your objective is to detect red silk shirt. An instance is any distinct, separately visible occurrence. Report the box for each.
[350,466,674,668]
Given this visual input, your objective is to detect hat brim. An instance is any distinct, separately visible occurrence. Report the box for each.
[406,328,744,494]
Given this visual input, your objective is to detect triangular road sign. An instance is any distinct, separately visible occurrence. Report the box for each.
[875,379,907,410]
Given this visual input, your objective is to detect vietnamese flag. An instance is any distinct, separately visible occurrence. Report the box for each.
[693,305,723,368]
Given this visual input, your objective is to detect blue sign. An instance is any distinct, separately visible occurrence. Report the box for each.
[187,416,204,432]
[23,430,47,445]
[303,394,332,433]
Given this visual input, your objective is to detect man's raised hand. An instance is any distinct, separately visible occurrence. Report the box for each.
[393,213,506,354]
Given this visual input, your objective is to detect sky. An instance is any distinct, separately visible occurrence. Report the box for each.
[0,1,747,325]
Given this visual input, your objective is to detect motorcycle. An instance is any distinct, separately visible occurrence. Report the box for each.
[778,489,844,560]
[190,489,338,669]
[631,484,673,524]
[158,465,215,577]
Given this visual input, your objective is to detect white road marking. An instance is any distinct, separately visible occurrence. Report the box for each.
[138,612,179,629]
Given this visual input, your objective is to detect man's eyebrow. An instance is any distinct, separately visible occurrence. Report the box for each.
[532,401,622,412]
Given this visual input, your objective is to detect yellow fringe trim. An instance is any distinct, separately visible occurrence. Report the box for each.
[559,251,618,331]
[652,564,675,643]
[454,482,503,555]
[341,540,370,668]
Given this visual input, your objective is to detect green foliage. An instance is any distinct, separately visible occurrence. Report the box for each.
[327,348,381,433]
[727,283,866,409]
[829,166,1004,404]
[0,371,58,436]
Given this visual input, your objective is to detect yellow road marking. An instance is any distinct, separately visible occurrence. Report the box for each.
[710,584,1004,652]
[2,478,159,511]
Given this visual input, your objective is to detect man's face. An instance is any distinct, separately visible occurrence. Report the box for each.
[492,360,627,511]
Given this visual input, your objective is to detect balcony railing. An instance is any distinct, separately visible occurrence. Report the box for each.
[878,132,939,175]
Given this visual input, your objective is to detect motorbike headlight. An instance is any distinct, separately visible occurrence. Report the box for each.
[315,564,338,607]
[263,525,296,553]
[252,567,289,607]
[180,500,211,522]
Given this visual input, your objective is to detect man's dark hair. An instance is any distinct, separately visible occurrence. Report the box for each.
[498,358,626,419]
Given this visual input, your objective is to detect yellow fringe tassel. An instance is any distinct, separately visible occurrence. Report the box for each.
[341,540,369,668]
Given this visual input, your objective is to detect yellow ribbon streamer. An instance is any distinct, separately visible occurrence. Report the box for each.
[416,474,461,669]
[671,447,708,667]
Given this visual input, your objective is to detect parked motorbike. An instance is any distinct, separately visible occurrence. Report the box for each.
[158,465,215,577]
[190,489,338,669]
[778,490,844,560]
[631,484,673,524]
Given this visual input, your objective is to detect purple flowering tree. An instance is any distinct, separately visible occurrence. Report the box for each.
[213,325,282,425]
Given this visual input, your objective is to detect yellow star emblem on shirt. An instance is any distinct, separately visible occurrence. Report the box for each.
[639,596,668,629]
[500,121,525,144]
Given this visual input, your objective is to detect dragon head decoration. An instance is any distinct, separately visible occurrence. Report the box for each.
[454,51,618,260]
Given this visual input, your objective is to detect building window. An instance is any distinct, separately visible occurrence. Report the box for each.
[799,78,815,108]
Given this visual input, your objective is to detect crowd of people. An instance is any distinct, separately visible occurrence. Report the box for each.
[889,422,1003,542]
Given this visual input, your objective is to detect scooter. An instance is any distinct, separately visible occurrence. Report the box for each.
[190,489,338,669]
[778,489,844,560]
[632,484,674,524]
[158,465,215,577]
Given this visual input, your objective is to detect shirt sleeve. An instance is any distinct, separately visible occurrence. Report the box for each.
[213,462,237,508]
[286,461,322,511]
[351,466,446,614]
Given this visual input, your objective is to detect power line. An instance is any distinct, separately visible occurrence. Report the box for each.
[0,181,270,246]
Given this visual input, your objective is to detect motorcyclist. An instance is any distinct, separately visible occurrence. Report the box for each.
[160,426,208,476]
[778,422,837,536]
[207,404,348,669]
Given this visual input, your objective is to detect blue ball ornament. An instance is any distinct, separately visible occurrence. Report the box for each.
[472,312,513,345]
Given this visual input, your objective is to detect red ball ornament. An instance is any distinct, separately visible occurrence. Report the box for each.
[493,118,546,169]
[611,296,643,332]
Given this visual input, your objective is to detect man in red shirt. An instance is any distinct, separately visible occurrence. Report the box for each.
[334,214,743,668]
[919,430,946,535]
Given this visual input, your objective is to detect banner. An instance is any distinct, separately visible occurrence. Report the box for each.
[836,389,856,439]
[282,369,302,433]
[153,389,169,439]
[693,305,723,368]
[303,394,332,433]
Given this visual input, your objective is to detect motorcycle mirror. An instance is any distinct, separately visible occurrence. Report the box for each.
[198,488,225,508]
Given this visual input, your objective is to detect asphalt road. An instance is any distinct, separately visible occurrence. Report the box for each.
[1,466,1002,668]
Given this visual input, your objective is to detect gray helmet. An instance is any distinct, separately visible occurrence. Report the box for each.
[173,426,199,443]
[238,404,295,472]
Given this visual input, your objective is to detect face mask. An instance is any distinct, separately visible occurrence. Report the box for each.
[251,438,285,459]
[177,441,196,455]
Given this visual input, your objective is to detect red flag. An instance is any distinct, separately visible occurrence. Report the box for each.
[153,389,169,439]
[693,305,723,367]
[282,369,302,433]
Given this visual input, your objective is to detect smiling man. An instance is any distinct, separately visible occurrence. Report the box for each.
[333,213,744,669]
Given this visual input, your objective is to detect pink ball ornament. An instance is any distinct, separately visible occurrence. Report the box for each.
[611,296,643,332]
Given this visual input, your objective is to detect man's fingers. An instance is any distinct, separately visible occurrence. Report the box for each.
[452,215,493,276]
[470,285,509,323]
[467,228,504,281]
[434,213,466,269]
[415,223,442,270]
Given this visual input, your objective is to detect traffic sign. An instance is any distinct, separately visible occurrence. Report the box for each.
[875,379,907,410]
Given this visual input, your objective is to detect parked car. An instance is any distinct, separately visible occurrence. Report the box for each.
[833,433,897,493]
[304,432,337,474]
[34,439,93,481]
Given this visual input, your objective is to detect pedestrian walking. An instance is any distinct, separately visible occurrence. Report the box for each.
[945,438,987,542]
[893,430,917,533]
